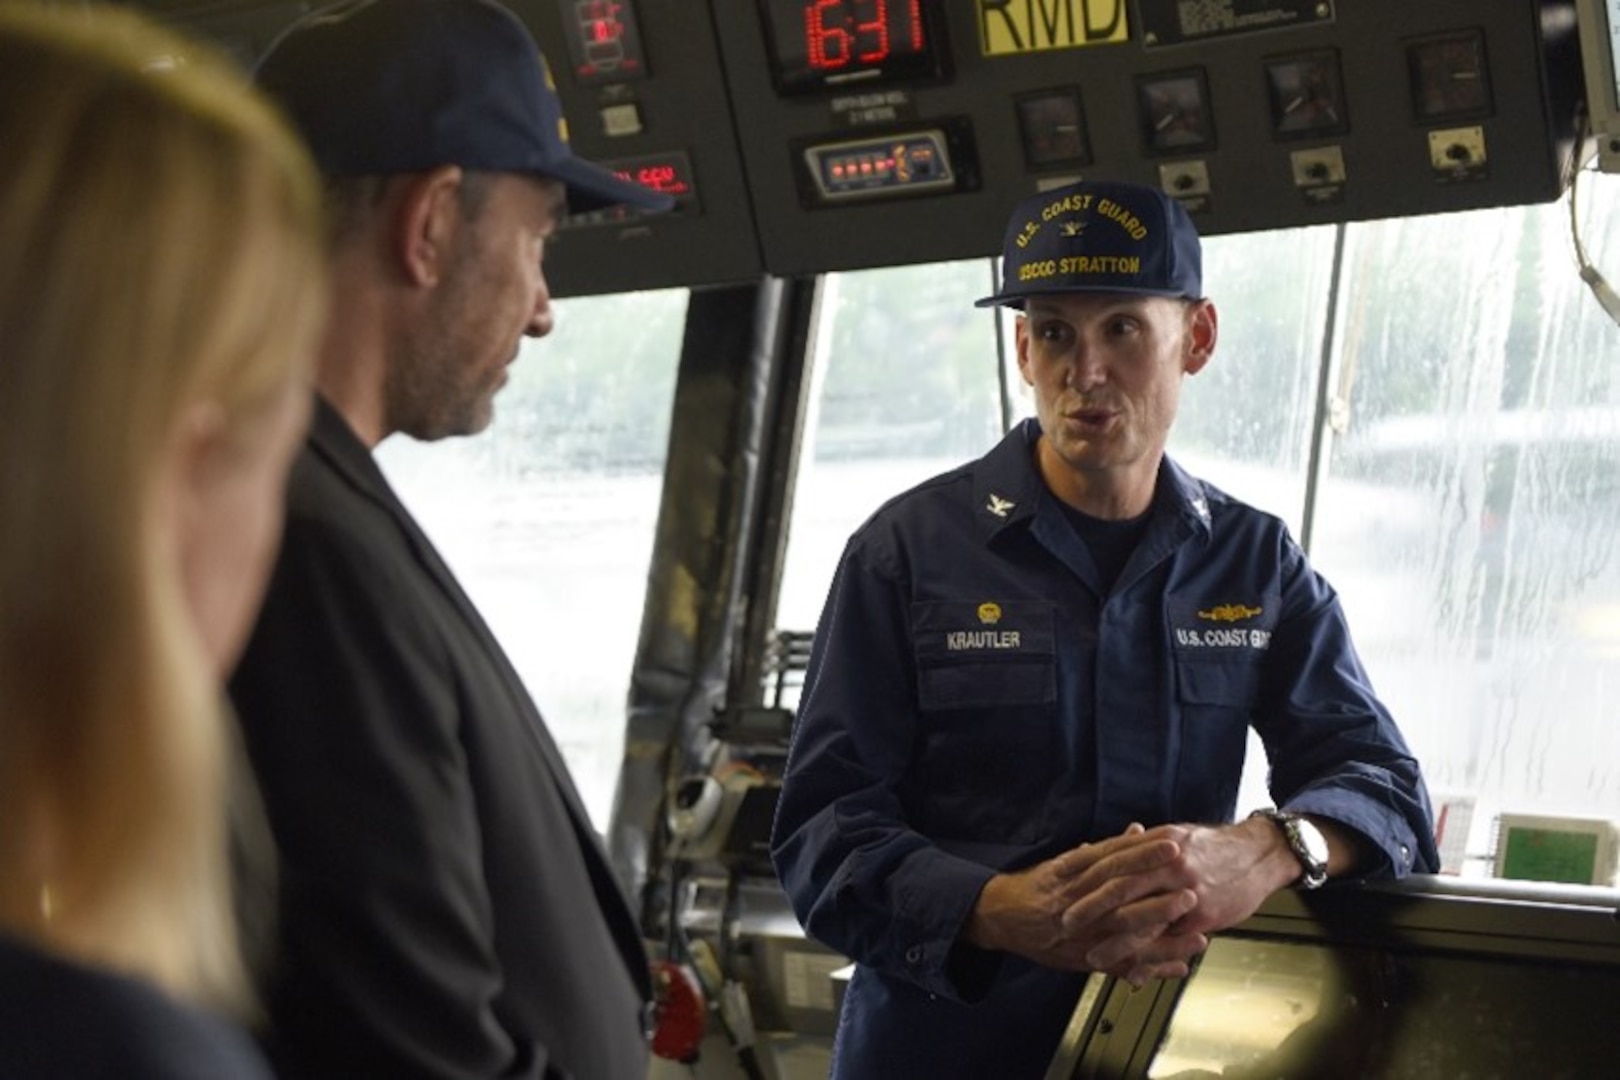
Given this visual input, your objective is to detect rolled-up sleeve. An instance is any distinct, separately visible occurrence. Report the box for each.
[1257,539,1439,877]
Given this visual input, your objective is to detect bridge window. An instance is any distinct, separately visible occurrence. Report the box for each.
[783,173,1620,880]
[376,287,689,829]
[369,174,1620,870]
[776,260,1007,631]
[1310,184,1620,874]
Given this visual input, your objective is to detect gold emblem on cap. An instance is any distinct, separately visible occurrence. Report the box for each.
[539,52,570,144]
[978,602,1002,625]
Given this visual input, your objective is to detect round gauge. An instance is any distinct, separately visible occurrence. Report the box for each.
[1016,88,1091,168]
[1135,69,1216,154]
[1407,32,1493,121]
[1265,50,1349,139]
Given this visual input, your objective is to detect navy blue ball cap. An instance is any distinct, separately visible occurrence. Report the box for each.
[975,180,1202,308]
[254,0,672,214]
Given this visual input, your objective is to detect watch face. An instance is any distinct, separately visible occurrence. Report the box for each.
[1294,817,1331,869]
[1255,808,1330,886]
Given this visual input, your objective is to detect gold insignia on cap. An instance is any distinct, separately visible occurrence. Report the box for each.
[978,602,1002,625]
[538,52,570,143]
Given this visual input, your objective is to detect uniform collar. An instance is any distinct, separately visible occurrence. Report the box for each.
[1157,454,1216,537]
[972,418,1215,542]
[971,419,1047,539]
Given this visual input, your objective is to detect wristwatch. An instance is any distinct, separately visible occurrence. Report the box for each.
[1251,808,1330,889]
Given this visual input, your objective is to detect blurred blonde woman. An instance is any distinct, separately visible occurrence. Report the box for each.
[0,4,326,1075]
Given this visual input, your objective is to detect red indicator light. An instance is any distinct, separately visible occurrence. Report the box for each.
[561,0,645,84]
[611,159,690,196]
[581,1,622,43]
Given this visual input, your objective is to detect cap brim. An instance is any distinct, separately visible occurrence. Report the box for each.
[973,283,1195,308]
[973,293,1022,309]
[545,154,675,215]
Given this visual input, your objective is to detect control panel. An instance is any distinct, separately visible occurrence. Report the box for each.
[1576,0,1620,170]
[146,1,1585,295]
[711,0,1583,277]
[530,0,763,296]
[146,0,765,298]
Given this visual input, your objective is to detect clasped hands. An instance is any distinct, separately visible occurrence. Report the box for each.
[961,819,1288,985]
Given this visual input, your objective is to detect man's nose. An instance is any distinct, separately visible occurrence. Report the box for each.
[525,274,553,338]
[1065,344,1106,390]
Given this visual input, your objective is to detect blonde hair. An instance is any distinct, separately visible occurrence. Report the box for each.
[0,3,327,1008]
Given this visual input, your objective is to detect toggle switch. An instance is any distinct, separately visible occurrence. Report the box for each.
[1290,146,1346,205]
[1428,126,1487,182]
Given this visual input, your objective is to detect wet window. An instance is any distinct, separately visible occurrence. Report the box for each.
[375,174,1620,865]
[1315,188,1620,870]
[780,174,1620,877]
[376,288,688,829]
[777,260,1006,632]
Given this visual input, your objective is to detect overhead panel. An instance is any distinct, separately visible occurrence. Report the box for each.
[712,0,1584,278]
[524,0,764,297]
[135,2,1584,293]
[131,0,765,299]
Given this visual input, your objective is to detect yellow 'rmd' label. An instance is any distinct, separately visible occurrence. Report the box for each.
[978,0,1130,56]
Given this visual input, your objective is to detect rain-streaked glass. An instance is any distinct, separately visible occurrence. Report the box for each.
[377,288,688,829]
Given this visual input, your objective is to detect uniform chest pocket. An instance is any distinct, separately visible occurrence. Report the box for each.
[1168,593,1279,711]
[1175,655,1261,710]
[911,599,1057,710]
[1168,595,1277,807]
[908,600,1058,844]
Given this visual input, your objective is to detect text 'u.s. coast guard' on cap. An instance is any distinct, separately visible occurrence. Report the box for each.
[975,180,1202,309]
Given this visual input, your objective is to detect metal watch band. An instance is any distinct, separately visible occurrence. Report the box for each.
[1251,808,1330,889]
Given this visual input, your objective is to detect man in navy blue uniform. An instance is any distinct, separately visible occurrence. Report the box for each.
[770,179,1438,1079]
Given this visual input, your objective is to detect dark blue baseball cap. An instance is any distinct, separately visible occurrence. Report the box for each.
[254,0,672,214]
[975,180,1202,308]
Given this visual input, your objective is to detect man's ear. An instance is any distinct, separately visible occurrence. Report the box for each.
[1183,299,1218,376]
[1013,314,1035,387]
[391,165,465,288]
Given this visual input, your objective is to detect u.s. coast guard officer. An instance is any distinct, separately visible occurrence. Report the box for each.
[770,178,1438,1079]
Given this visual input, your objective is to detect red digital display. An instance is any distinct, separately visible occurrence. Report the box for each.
[760,0,946,96]
[803,0,922,70]
[613,160,691,199]
[562,151,697,229]
[558,0,647,85]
